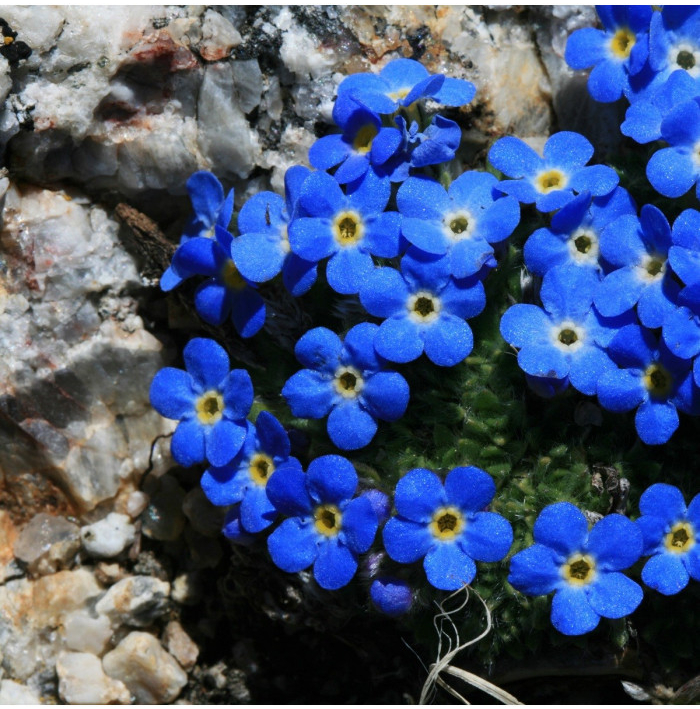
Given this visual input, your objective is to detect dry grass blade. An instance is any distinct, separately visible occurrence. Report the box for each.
[438,665,523,705]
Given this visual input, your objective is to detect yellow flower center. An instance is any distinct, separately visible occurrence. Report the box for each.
[353,123,378,155]
[407,291,441,323]
[314,504,342,537]
[610,28,636,59]
[535,169,567,194]
[388,87,411,101]
[332,211,364,246]
[562,553,596,586]
[221,259,246,290]
[664,521,695,554]
[249,453,274,486]
[195,390,224,425]
[333,366,364,399]
[643,363,672,398]
[430,506,465,541]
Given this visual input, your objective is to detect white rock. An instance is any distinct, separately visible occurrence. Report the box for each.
[162,620,199,670]
[125,490,149,519]
[13,513,80,576]
[81,512,136,558]
[62,609,113,656]
[95,576,170,628]
[56,651,131,704]
[200,8,242,61]
[103,631,188,704]
[0,680,41,705]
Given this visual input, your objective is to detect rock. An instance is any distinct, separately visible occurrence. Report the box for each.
[13,512,80,576]
[56,651,131,704]
[125,490,149,519]
[33,568,103,626]
[200,8,242,61]
[162,620,199,671]
[171,571,203,606]
[95,575,170,628]
[81,512,136,558]
[0,510,20,582]
[62,609,113,656]
[0,680,41,705]
[103,631,188,704]
[95,561,128,586]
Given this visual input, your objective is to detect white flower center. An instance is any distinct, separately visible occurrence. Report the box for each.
[670,42,700,77]
[407,290,441,323]
[551,320,585,353]
[638,254,666,282]
[443,209,476,242]
[567,227,599,266]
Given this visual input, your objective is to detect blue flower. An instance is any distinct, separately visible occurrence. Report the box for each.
[359,250,486,367]
[488,131,619,213]
[288,169,400,295]
[523,188,636,276]
[200,411,302,533]
[597,324,700,445]
[221,505,256,545]
[309,99,398,185]
[621,69,699,144]
[381,115,462,183]
[636,483,700,595]
[646,97,700,199]
[397,172,520,278]
[565,5,652,102]
[668,208,700,289]
[595,204,679,329]
[281,324,410,450]
[266,455,379,590]
[163,225,266,338]
[500,265,624,396]
[382,466,513,591]
[337,57,476,116]
[508,502,643,636]
[230,166,317,297]
[648,8,700,92]
[370,577,414,616]
[149,338,253,467]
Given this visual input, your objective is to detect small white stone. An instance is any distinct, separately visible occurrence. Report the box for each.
[162,620,199,671]
[62,609,113,656]
[125,490,149,519]
[81,513,136,558]
[103,631,188,704]
[95,575,170,628]
[57,651,131,704]
[171,571,203,606]
[0,680,40,705]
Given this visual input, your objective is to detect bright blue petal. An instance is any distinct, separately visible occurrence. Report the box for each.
[307,454,357,505]
[587,572,643,618]
[222,506,255,545]
[569,346,614,396]
[459,511,513,562]
[524,228,572,275]
[295,326,342,373]
[533,502,588,557]
[200,465,247,506]
[544,132,593,169]
[440,276,486,319]
[500,304,551,349]
[326,247,374,295]
[599,214,645,266]
[194,281,230,326]
[231,289,265,339]
[400,217,449,255]
[184,338,230,390]
[347,167,391,216]
[431,77,476,106]
[508,544,562,595]
[383,517,433,563]
[313,538,357,590]
[334,154,370,185]
[422,315,473,367]
[587,514,642,571]
[394,467,446,523]
[478,195,521,243]
[449,239,495,279]
[364,211,401,258]
[309,133,350,171]
[594,268,645,318]
[171,237,221,278]
[230,232,285,283]
[266,465,312,516]
[289,217,336,262]
[535,189,577,214]
[669,247,700,287]
[401,249,451,291]
[379,57,430,89]
[240,485,277,533]
[187,171,224,226]
[565,27,607,69]
[597,368,645,412]
[489,137,541,178]
[221,369,254,420]
[607,323,654,368]
[587,59,626,102]
[661,99,700,146]
[255,410,291,459]
[371,127,402,165]
[298,170,345,217]
[342,322,381,370]
[362,371,410,421]
[636,514,668,555]
[327,402,378,450]
[370,578,413,616]
[424,542,476,591]
[568,165,619,197]
[171,418,206,467]
[635,398,679,445]
[639,482,687,522]
[341,495,379,553]
[637,278,679,329]
[518,343,569,380]
[374,317,424,364]
[540,264,598,320]
[647,147,697,198]
[496,179,538,204]
[360,267,410,318]
[160,265,185,292]
[283,254,317,296]
[642,552,690,595]
[150,368,196,419]
[282,369,334,419]
[206,419,246,467]
[268,518,318,573]
[238,191,284,234]
[551,587,600,635]
[444,466,496,513]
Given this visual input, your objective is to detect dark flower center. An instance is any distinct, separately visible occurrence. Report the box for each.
[249,454,274,486]
[339,371,357,391]
[414,296,435,317]
[314,504,342,536]
[645,257,664,277]
[430,506,464,541]
[644,363,672,397]
[677,49,696,70]
[536,169,566,193]
[450,216,469,235]
[563,553,596,586]
[569,558,592,581]
[333,211,364,245]
[353,123,378,155]
[574,234,592,254]
[196,391,224,425]
[558,328,578,346]
[665,522,695,553]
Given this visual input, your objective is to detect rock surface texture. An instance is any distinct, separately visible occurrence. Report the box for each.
[0,5,605,704]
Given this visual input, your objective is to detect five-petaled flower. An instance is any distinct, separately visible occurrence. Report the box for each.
[636,483,700,595]
[149,338,253,468]
[266,455,379,590]
[508,502,644,635]
[382,466,513,591]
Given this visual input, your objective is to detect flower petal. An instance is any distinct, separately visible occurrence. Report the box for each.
[635,398,679,445]
[294,327,343,373]
[313,538,357,590]
[444,466,496,513]
[240,485,278,533]
[508,544,562,595]
[533,502,588,557]
[282,369,335,419]
[374,317,424,364]
[184,338,230,390]
[642,552,689,595]
[587,514,642,571]
[362,371,410,421]
[306,454,358,505]
[255,410,291,459]
[551,586,600,635]
[587,572,643,618]
[171,418,206,467]
[394,468,446,523]
[459,511,513,562]
[221,369,254,420]
[489,136,541,178]
[422,315,474,367]
[327,401,378,450]
[266,465,313,516]
[383,516,433,563]
[150,368,196,420]
[424,542,476,591]
[268,517,318,573]
[341,495,379,553]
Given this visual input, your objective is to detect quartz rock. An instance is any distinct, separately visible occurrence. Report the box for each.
[162,620,199,671]
[103,631,188,704]
[13,513,80,576]
[95,575,170,628]
[0,680,41,705]
[56,651,131,705]
[62,609,113,656]
[81,512,136,558]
